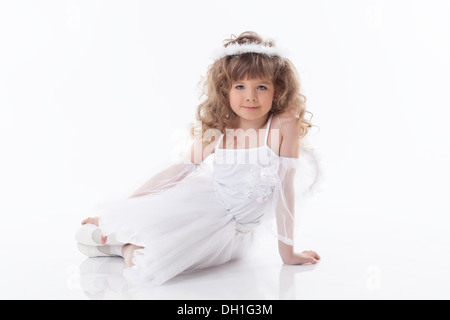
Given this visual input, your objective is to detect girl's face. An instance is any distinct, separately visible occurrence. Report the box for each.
[228,77,275,122]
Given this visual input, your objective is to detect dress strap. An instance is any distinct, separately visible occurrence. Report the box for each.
[264,114,273,146]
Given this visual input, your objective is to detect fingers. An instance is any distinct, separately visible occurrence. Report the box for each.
[303,250,321,264]
[311,251,321,260]
[304,250,320,259]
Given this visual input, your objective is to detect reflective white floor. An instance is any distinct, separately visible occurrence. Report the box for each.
[1,202,449,300]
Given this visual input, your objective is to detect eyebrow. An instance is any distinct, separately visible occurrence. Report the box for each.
[234,80,273,85]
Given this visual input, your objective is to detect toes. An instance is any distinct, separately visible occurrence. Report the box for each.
[81,217,99,226]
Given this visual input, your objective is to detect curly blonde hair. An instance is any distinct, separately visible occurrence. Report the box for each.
[193,31,312,142]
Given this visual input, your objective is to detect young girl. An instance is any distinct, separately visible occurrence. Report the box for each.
[76,31,321,286]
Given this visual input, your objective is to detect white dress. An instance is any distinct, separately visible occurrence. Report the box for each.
[94,114,321,285]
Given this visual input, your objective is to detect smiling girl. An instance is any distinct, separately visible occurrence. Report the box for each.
[75,31,321,285]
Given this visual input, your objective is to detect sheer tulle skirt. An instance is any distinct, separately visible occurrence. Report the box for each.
[84,142,323,285]
[94,168,253,285]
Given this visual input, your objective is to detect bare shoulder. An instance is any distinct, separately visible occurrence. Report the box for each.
[277,110,300,130]
[277,111,301,158]
[188,138,218,164]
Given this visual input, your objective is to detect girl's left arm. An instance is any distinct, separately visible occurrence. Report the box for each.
[276,115,321,265]
[278,242,321,265]
[276,169,319,264]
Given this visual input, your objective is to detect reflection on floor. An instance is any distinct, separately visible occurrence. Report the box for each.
[73,255,317,300]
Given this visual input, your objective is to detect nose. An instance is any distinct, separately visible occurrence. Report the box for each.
[246,91,257,102]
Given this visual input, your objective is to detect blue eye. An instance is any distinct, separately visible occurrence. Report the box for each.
[233,85,268,90]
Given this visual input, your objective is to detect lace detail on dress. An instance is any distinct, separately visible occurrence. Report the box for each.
[243,160,279,204]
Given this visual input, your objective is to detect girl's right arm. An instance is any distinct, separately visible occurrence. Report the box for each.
[129,140,215,198]
[129,162,197,198]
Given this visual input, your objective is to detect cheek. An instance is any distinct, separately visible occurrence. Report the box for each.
[261,92,274,106]
[228,90,241,106]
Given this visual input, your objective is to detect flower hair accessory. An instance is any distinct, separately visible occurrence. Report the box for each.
[212,42,286,61]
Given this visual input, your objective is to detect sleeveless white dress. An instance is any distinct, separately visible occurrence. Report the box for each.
[94,114,321,285]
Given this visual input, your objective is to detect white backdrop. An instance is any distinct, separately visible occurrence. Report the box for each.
[1,0,449,299]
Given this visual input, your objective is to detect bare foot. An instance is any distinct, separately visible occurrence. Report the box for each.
[81,217,99,226]
[81,217,107,244]
[121,244,144,267]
